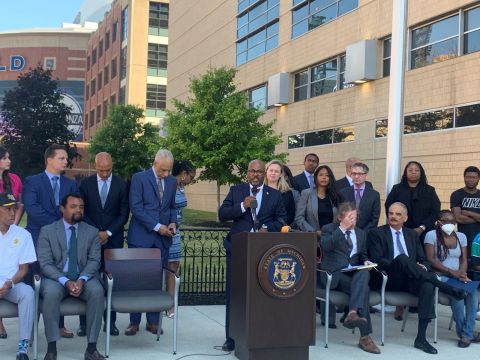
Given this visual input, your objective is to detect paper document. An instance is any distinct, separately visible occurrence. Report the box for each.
[341,263,378,272]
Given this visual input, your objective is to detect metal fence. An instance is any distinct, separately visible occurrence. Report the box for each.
[179,228,229,305]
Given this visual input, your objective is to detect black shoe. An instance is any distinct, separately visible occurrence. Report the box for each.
[77,326,87,337]
[339,312,347,323]
[321,322,337,329]
[103,324,119,336]
[16,353,29,360]
[222,338,235,351]
[414,338,438,354]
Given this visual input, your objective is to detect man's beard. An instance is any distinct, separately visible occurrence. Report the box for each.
[70,214,83,224]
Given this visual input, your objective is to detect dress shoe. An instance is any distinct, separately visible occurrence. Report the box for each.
[358,335,381,354]
[339,312,347,323]
[16,353,29,360]
[471,331,480,343]
[145,323,158,334]
[414,338,438,354]
[77,326,87,337]
[222,338,235,351]
[43,352,57,360]
[394,306,404,321]
[343,311,368,330]
[84,349,106,360]
[103,324,119,336]
[0,331,6,339]
[59,327,74,338]
[458,338,471,348]
[321,322,337,329]
[124,324,139,336]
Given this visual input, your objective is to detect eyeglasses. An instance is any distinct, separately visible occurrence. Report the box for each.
[351,172,366,176]
[247,169,265,175]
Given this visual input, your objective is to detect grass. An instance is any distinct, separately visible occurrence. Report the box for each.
[182,208,230,228]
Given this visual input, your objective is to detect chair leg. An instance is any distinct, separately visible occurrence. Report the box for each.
[157,314,162,342]
[401,307,409,332]
[324,299,329,348]
[105,310,111,357]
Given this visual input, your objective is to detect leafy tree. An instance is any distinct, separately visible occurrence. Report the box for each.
[89,105,161,180]
[0,65,78,177]
[162,67,286,212]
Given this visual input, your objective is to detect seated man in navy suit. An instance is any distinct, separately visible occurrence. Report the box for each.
[219,159,286,351]
[125,149,177,336]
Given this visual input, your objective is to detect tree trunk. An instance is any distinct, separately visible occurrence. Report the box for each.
[216,181,221,222]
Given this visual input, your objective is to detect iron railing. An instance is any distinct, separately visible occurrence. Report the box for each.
[179,228,229,305]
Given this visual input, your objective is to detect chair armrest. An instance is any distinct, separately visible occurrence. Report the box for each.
[34,275,41,293]
[102,271,113,293]
[316,269,332,291]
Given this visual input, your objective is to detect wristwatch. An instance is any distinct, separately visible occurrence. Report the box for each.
[6,279,14,289]
[419,225,426,231]
[106,230,113,237]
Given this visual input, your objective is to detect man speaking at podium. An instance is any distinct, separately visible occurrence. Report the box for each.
[219,159,286,352]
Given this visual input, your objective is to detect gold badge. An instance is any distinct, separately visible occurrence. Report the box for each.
[13,238,20,246]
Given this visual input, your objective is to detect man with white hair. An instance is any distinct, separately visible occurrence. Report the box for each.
[125,149,177,336]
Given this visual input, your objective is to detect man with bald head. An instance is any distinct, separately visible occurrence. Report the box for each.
[219,159,286,351]
[368,202,468,354]
[125,149,177,336]
[336,157,373,192]
[78,152,129,336]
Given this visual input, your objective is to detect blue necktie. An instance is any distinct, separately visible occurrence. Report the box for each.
[100,180,108,207]
[396,231,406,255]
[52,176,60,206]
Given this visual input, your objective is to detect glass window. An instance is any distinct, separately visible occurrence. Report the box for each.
[333,126,354,143]
[103,100,108,119]
[119,86,125,105]
[105,31,110,50]
[294,69,309,101]
[146,84,167,110]
[110,94,116,105]
[404,108,454,134]
[305,129,333,146]
[84,114,89,130]
[111,58,117,79]
[91,79,96,96]
[383,38,391,77]
[112,21,118,42]
[96,105,102,123]
[464,7,480,54]
[291,0,358,39]
[148,43,168,71]
[92,48,97,65]
[310,59,337,97]
[120,47,127,80]
[236,0,279,66]
[89,109,95,127]
[121,6,129,41]
[104,65,109,84]
[87,55,90,71]
[149,1,169,36]
[375,119,388,138]
[98,39,103,58]
[288,134,305,149]
[85,85,89,100]
[248,85,267,109]
[97,73,102,91]
[410,15,459,69]
[456,103,480,128]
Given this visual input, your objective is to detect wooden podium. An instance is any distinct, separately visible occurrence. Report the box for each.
[230,232,317,360]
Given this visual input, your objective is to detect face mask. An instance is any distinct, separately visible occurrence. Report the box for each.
[441,223,455,236]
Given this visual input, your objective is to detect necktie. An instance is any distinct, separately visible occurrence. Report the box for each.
[345,230,353,250]
[100,180,108,207]
[355,188,362,208]
[396,231,406,255]
[157,178,164,202]
[52,176,60,206]
[67,226,78,281]
[309,174,314,188]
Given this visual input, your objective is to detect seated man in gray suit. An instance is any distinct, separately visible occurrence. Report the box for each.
[319,202,380,354]
[37,193,104,360]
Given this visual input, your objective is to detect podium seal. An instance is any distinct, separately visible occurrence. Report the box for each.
[258,244,308,299]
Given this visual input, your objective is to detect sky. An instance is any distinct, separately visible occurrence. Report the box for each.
[0,0,84,32]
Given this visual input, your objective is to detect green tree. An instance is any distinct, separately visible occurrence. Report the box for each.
[0,65,78,177]
[89,105,161,180]
[162,67,286,212]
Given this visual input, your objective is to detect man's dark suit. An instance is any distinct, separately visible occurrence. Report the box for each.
[339,186,380,232]
[79,174,129,328]
[127,167,177,326]
[368,225,435,320]
[219,183,286,340]
[319,223,372,333]
[293,172,312,192]
[37,220,103,343]
[335,177,372,192]
[79,174,129,250]
[23,172,78,244]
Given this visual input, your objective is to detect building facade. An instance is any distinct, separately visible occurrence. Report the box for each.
[0,26,96,141]
[167,0,480,212]
[83,0,169,140]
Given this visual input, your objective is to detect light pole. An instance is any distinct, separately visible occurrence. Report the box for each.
[385,0,408,194]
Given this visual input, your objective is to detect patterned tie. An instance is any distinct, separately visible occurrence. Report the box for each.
[355,188,362,208]
[67,226,78,281]
[100,180,108,207]
[345,230,353,250]
[396,231,406,255]
[52,176,60,206]
[157,178,164,202]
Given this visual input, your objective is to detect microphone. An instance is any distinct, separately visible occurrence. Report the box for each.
[250,186,259,231]
[279,218,302,233]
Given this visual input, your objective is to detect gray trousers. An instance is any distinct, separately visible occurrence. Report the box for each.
[41,278,104,343]
[2,282,35,341]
